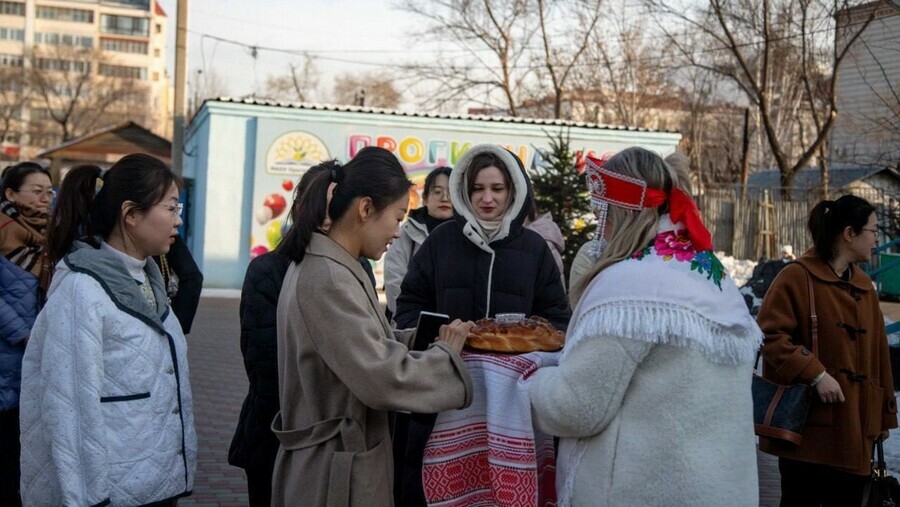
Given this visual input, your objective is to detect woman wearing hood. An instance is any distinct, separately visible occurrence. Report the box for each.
[383,166,453,320]
[393,144,570,506]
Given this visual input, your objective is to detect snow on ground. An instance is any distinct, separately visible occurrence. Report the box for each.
[717,252,757,288]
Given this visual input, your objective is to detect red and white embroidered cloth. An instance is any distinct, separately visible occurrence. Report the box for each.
[423,350,560,506]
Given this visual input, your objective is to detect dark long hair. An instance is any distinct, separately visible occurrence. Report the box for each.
[278,146,412,263]
[423,166,452,200]
[808,194,876,261]
[276,162,334,261]
[48,154,179,263]
[1,161,51,198]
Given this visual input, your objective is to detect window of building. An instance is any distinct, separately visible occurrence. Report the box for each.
[36,6,94,23]
[154,23,161,34]
[100,0,150,9]
[100,14,149,37]
[35,58,90,73]
[0,53,23,67]
[152,71,158,81]
[100,38,147,54]
[153,48,159,57]
[0,1,25,16]
[34,32,94,48]
[0,27,24,41]
[99,63,146,80]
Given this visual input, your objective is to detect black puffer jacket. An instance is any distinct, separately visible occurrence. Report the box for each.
[228,251,290,471]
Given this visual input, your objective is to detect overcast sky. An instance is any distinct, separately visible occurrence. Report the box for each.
[157,0,432,109]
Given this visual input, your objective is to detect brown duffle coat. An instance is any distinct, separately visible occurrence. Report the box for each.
[271,233,473,506]
[758,251,898,475]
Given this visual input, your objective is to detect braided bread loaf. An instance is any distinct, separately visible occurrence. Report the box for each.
[465,316,565,353]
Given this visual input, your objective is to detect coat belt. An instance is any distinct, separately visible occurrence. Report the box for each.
[271,413,367,507]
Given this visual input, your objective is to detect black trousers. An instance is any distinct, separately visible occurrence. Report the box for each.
[0,407,22,507]
[245,464,274,507]
[779,458,868,507]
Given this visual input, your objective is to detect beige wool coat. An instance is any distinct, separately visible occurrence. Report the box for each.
[272,233,473,506]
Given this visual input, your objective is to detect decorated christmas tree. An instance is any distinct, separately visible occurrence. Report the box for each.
[528,129,595,281]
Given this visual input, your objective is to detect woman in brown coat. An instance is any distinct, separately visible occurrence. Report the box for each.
[271,147,474,507]
[758,194,898,506]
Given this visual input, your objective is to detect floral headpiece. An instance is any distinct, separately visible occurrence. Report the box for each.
[584,155,712,257]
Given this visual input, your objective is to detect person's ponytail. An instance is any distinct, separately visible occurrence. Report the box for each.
[48,164,102,263]
[277,163,334,263]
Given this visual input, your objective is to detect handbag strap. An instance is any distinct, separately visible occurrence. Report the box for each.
[754,262,820,373]
[798,264,819,357]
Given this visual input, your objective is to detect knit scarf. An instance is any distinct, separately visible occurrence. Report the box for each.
[0,199,51,293]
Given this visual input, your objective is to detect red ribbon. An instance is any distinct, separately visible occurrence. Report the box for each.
[645,187,713,251]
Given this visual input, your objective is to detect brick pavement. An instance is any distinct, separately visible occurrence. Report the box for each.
[183,296,782,506]
[182,297,248,506]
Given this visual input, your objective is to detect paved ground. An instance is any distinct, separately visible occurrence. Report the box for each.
[182,297,248,506]
[184,296,782,506]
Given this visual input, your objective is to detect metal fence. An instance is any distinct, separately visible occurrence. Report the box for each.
[696,185,900,260]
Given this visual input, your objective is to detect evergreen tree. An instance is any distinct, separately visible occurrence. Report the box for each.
[528,129,595,281]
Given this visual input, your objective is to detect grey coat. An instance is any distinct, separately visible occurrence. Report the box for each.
[271,233,473,506]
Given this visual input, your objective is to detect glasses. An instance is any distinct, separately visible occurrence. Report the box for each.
[862,227,879,235]
[23,187,56,200]
[428,188,449,199]
[158,203,184,217]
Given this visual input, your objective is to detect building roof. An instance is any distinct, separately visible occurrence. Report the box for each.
[153,0,167,17]
[37,121,171,163]
[744,165,900,199]
[205,97,679,134]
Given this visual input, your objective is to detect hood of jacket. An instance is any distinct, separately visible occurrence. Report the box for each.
[402,207,431,246]
[450,144,532,253]
[55,239,170,332]
[526,212,564,254]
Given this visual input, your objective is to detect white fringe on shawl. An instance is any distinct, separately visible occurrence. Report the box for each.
[555,220,762,506]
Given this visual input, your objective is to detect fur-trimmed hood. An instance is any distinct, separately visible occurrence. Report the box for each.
[450,144,533,252]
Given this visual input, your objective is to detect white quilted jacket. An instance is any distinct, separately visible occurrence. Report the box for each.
[19,241,197,507]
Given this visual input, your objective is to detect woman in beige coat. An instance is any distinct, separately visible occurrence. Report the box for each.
[271,147,474,507]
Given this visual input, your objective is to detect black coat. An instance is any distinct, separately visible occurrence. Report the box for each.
[153,234,203,334]
[394,217,571,331]
[228,251,290,471]
[228,251,376,472]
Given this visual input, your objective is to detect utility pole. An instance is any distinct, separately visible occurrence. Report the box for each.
[172,0,188,176]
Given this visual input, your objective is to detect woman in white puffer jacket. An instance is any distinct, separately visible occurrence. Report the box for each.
[19,156,196,507]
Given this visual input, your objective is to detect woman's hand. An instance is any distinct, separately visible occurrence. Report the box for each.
[436,319,474,355]
[815,373,845,403]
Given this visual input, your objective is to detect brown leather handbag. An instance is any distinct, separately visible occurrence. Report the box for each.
[752,265,817,445]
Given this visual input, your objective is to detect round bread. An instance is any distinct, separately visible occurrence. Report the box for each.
[466,316,565,353]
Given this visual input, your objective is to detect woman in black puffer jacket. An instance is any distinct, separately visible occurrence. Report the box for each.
[393,144,571,506]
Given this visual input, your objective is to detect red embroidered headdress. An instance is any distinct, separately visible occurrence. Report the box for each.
[585,155,713,252]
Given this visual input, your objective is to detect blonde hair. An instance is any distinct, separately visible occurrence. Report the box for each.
[570,147,684,304]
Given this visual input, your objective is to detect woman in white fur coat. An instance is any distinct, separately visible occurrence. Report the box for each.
[529,147,761,507]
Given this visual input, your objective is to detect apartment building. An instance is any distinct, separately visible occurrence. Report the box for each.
[0,0,171,159]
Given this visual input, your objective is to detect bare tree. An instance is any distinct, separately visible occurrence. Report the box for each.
[569,2,675,127]
[534,0,603,119]
[28,45,146,144]
[262,55,320,103]
[0,66,29,151]
[332,72,401,109]
[648,0,884,191]
[400,0,536,115]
